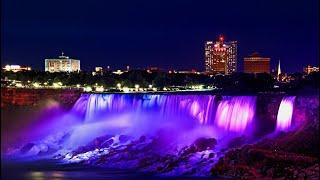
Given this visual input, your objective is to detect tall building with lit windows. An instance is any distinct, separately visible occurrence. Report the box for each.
[205,35,237,74]
[45,52,80,73]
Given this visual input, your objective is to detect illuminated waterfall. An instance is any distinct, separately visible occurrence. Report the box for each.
[214,96,256,133]
[276,96,296,131]
[72,94,217,125]
[72,94,259,134]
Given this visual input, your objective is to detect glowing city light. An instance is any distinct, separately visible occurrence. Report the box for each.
[15,83,23,87]
[95,86,104,92]
[84,86,92,92]
[122,87,129,93]
[33,83,40,88]
[53,83,60,88]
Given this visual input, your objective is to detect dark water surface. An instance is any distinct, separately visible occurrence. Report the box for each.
[1,159,218,180]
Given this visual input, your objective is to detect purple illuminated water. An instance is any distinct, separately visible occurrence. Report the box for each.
[73,94,216,125]
[214,96,256,133]
[5,94,298,159]
[276,96,296,131]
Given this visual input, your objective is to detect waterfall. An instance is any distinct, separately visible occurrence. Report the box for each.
[276,96,296,131]
[72,94,216,125]
[71,94,259,134]
[214,96,256,133]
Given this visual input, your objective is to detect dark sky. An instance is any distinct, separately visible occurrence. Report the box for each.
[1,0,319,72]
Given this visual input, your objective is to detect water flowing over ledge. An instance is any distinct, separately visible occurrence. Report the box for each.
[3,93,317,178]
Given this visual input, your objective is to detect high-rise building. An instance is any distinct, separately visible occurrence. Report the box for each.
[243,52,270,74]
[205,35,237,74]
[303,65,319,74]
[45,52,80,72]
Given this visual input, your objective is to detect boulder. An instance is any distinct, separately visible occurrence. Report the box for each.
[193,137,217,151]
[20,143,35,153]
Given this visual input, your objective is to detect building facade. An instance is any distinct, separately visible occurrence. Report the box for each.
[243,52,270,74]
[303,65,319,74]
[205,35,237,74]
[3,65,31,72]
[45,53,80,73]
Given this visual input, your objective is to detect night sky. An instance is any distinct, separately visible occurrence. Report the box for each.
[1,0,319,72]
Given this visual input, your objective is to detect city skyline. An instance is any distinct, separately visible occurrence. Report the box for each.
[1,0,319,73]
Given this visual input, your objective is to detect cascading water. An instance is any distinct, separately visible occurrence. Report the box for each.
[5,92,307,178]
[214,96,256,133]
[64,94,219,148]
[276,96,296,131]
[72,94,217,125]
[71,94,261,134]
[5,92,316,178]
[9,94,299,155]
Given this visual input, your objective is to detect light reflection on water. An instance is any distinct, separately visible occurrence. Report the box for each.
[28,171,65,180]
[4,168,217,180]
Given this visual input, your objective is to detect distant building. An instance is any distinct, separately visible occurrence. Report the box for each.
[146,67,161,73]
[205,35,237,74]
[303,65,319,74]
[92,67,103,76]
[243,52,270,74]
[2,65,32,72]
[45,52,80,72]
[95,67,103,72]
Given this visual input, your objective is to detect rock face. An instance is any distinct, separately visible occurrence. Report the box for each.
[1,88,82,108]
[211,107,320,179]
[60,135,218,176]
[193,138,217,151]
[212,146,319,179]
[20,143,35,153]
